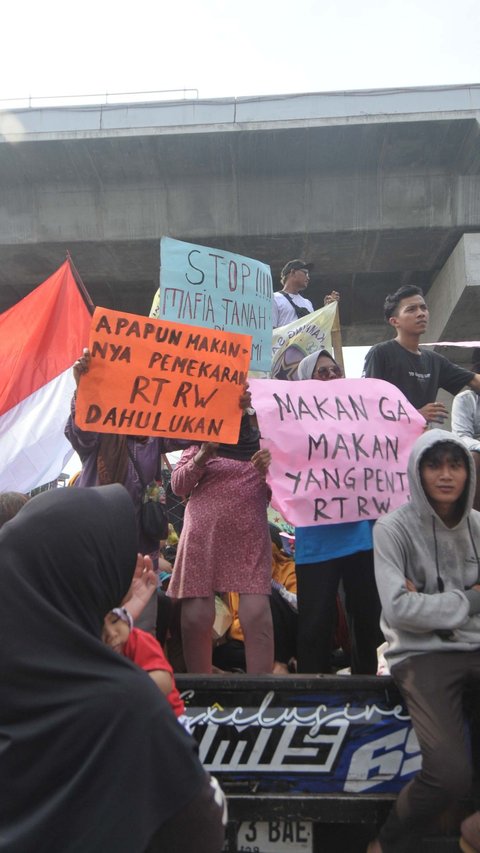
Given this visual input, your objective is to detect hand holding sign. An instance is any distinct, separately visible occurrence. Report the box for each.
[251,377,425,526]
[251,448,272,478]
[193,442,219,467]
[75,308,252,444]
[73,348,91,386]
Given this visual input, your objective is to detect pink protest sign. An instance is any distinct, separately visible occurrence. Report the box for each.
[250,377,426,526]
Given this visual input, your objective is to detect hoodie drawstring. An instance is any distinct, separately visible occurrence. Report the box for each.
[432,517,444,593]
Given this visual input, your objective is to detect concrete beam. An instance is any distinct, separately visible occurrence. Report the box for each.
[1,86,480,346]
[424,233,480,368]
[1,84,480,142]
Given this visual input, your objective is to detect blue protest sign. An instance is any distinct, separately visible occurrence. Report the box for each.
[158,237,272,371]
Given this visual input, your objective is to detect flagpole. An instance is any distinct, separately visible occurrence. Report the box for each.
[66,251,95,315]
[331,303,344,373]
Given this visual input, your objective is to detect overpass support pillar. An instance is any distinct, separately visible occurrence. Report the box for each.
[424,233,480,358]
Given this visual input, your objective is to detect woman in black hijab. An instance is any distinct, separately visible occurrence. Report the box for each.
[0,485,224,853]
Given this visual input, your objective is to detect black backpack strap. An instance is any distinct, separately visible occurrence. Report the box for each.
[280,291,310,319]
[280,291,296,308]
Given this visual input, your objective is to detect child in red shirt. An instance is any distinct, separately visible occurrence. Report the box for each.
[103,607,185,718]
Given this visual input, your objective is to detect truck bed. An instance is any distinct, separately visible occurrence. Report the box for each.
[176,674,477,852]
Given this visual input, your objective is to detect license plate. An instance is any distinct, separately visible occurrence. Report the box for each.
[237,820,313,852]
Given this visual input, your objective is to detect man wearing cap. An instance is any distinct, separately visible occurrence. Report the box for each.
[272,260,314,329]
[272,259,340,328]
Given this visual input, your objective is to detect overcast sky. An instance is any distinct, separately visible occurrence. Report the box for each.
[1,0,479,105]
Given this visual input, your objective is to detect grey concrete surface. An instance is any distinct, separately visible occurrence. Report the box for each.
[425,233,480,369]
[1,84,480,345]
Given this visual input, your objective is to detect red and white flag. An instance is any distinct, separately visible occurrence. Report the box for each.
[0,260,92,493]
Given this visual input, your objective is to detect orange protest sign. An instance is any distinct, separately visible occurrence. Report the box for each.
[75,307,252,442]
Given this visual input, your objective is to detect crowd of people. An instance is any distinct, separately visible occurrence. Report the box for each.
[1,266,480,852]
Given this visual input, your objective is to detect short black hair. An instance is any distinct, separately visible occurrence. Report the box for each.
[420,440,469,470]
[269,523,284,550]
[383,285,424,321]
[0,491,28,529]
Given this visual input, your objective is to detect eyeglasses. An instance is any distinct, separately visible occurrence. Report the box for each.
[298,268,310,275]
[313,365,343,380]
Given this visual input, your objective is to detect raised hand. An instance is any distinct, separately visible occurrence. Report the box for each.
[418,401,448,423]
[122,553,157,620]
[239,382,252,411]
[324,291,340,306]
[252,448,271,477]
[73,348,91,388]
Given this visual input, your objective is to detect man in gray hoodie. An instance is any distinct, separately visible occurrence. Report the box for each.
[368,430,480,853]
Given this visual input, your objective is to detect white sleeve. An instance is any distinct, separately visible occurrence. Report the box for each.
[272,295,280,328]
[451,392,480,452]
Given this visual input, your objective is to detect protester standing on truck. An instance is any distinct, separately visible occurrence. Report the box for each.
[272,259,315,328]
[167,414,274,674]
[272,258,340,328]
[294,349,383,674]
[368,430,480,853]
[363,285,480,424]
[65,347,252,634]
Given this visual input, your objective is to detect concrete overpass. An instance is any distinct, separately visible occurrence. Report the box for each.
[1,84,480,354]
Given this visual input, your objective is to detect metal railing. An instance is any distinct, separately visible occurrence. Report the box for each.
[0,88,199,110]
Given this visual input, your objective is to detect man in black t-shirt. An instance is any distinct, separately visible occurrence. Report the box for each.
[363,285,480,423]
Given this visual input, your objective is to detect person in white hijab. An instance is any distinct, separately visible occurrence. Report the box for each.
[293,349,383,675]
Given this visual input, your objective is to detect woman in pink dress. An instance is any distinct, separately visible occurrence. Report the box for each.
[168,415,274,674]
